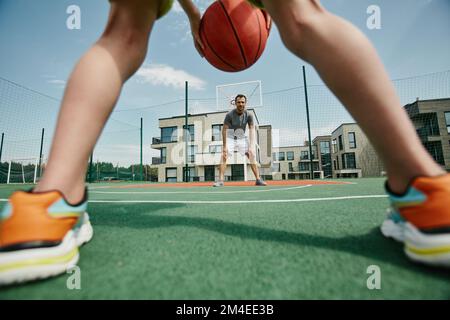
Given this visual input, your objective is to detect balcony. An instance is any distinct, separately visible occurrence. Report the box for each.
[151,137,178,149]
[416,126,440,142]
[152,157,162,165]
[151,137,162,149]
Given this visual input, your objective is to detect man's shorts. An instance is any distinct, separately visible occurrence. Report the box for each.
[226,137,249,157]
[158,0,264,20]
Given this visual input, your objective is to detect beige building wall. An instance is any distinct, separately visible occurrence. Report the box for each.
[271,145,322,180]
[331,123,384,178]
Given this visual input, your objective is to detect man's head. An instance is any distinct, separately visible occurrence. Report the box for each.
[234,94,247,115]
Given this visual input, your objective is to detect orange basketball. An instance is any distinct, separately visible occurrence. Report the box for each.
[199,0,271,72]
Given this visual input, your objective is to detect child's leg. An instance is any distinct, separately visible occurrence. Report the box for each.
[261,0,445,193]
[34,0,160,203]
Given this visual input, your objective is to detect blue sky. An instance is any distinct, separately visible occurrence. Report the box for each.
[0,0,449,165]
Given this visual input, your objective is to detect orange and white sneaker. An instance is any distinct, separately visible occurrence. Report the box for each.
[381,174,450,267]
[0,189,93,285]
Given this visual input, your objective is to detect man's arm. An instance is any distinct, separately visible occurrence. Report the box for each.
[222,123,229,148]
[178,0,204,56]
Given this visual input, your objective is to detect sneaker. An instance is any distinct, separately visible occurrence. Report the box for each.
[213,181,224,187]
[0,189,93,285]
[255,179,267,186]
[381,174,450,267]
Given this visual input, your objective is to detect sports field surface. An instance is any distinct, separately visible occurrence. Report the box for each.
[0,178,449,299]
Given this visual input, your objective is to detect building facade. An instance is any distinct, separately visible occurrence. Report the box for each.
[405,98,450,171]
[271,145,323,180]
[331,123,384,178]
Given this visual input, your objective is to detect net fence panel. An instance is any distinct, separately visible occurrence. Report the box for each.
[1,70,449,183]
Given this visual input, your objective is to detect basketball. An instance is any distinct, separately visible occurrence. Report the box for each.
[199,0,272,72]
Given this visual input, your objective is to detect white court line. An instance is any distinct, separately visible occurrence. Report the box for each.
[0,194,388,204]
[89,194,388,204]
[90,185,312,194]
[88,180,358,190]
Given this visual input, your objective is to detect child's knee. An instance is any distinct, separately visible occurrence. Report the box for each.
[100,28,148,76]
[270,0,326,59]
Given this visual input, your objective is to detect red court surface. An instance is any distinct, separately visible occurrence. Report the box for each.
[109,180,353,189]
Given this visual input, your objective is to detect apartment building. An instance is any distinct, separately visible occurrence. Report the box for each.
[271,145,323,180]
[405,98,450,171]
[331,123,384,178]
[151,109,270,182]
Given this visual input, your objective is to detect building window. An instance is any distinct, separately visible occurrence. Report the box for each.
[231,164,245,181]
[272,152,277,161]
[278,152,285,161]
[289,162,293,172]
[320,141,330,154]
[188,145,197,163]
[165,168,177,182]
[332,139,337,153]
[320,141,332,178]
[312,162,319,171]
[333,159,337,170]
[185,124,195,142]
[341,154,346,169]
[160,148,167,164]
[338,135,343,151]
[299,162,309,171]
[348,132,356,149]
[300,151,309,160]
[272,163,280,172]
[161,126,177,143]
[426,114,440,136]
[287,151,294,161]
[445,112,450,134]
[425,141,445,165]
[336,157,340,170]
[183,166,197,182]
[209,145,222,153]
[212,124,223,141]
[345,153,356,169]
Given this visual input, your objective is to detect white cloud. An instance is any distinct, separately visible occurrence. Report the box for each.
[47,79,66,89]
[47,79,66,85]
[136,64,206,90]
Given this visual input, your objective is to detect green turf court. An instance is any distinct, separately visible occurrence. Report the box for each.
[0,178,449,299]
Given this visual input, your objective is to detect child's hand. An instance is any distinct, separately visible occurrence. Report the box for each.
[189,12,205,57]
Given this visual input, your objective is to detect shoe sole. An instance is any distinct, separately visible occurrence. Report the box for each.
[380,219,405,242]
[404,222,450,268]
[74,213,94,246]
[381,219,450,267]
[0,212,93,286]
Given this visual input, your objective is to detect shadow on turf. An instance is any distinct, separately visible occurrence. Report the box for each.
[92,204,450,280]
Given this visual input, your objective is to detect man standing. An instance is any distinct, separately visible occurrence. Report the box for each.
[213,94,267,187]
